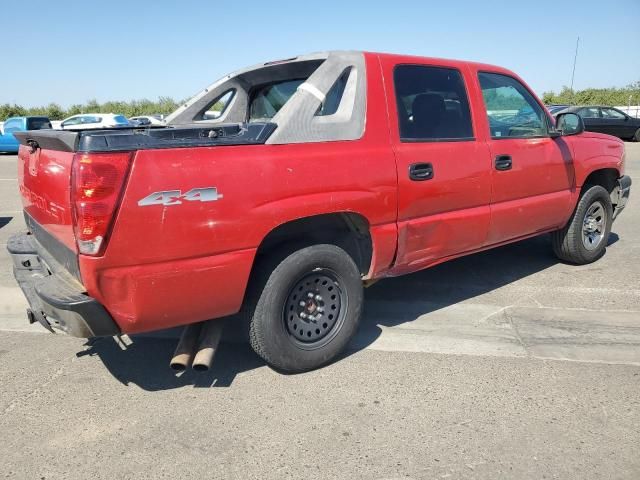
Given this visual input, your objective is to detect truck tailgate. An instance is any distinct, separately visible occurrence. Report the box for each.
[17,145,77,254]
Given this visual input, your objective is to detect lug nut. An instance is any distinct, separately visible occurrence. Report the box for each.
[315,295,322,301]
[299,301,306,307]
[300,312,308,319]
[307,292,314,298]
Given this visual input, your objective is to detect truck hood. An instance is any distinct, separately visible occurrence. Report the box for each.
[580,131,625,144]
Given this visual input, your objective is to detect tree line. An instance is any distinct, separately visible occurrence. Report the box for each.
[2,81,639,122]
[542,81,640,106]
[0,97,182,121]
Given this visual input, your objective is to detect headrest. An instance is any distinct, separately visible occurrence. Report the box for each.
[412,93,446,120]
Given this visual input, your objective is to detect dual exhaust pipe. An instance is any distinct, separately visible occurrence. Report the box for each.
[170,320,224,372]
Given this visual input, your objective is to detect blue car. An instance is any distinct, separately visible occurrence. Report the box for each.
[0,116,52,153]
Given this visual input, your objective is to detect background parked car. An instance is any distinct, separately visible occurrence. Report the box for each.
[553,105,640,141]
[59,113,131,130]
[546,104,571,115]
[129,115,165,126]
[0,116,51,153]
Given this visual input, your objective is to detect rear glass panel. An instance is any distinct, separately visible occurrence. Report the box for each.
[316,67,351,116]
[249,79,305,121]
[27,118,52,130]
[113,115,129,124]
[201,90,235,120]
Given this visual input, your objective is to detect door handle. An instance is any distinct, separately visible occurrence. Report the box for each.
[409,162,434,181]
[494,155,512,171]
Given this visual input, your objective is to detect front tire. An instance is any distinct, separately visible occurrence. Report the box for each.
[634,128,640,142]
[247,244,363,373]
[551,185,613,264]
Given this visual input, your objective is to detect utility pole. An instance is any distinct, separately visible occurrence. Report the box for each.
[570,36,580,103]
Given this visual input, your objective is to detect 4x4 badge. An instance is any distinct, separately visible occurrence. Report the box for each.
[138,187,223,206]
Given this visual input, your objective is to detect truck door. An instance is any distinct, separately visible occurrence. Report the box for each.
[380,57,492,273]
[578,107,603,134]
[600,107,635,139]
[475,71,575,245]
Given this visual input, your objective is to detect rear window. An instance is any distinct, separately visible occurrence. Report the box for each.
[113,115,129,125]
[27,118,52,130]
[249,79,305,121]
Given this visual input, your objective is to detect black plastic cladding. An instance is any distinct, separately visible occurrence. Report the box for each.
[13,122,277,153]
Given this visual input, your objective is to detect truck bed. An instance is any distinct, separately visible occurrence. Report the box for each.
[14,122,277,153]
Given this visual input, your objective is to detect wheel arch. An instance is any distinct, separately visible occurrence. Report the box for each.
[581,168,619,194]
[254,212,374,277]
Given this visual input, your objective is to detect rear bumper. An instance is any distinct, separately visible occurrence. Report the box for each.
[612,175,631,221]
[7,233,120,338]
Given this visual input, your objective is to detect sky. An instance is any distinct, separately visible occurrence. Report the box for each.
[1,0,639,108]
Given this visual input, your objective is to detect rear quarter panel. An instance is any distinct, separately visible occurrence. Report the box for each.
[81,54,398,333]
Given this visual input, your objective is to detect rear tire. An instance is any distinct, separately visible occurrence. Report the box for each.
[551,185,613,264]
[246,244,363,373]
[634,128,640,142]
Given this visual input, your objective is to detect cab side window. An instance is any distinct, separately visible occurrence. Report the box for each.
[62,117,82,127]
[478,72,547,139]
[579,107,600,118]
[81,116,101,124]
[394,65,473,141]
[601,108,626,119]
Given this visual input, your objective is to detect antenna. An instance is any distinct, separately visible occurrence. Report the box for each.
[570,36,580,96]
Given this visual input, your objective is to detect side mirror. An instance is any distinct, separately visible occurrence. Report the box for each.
[555,112,584,136]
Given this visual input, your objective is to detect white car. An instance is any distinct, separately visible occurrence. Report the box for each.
[59,113,131,130]
[129,115,166,126]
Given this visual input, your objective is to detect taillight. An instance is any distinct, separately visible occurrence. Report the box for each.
[71,152,132,255]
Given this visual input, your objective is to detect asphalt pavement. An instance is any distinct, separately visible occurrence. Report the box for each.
[0,144,639,479]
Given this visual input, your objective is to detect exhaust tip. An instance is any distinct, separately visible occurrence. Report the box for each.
[191,321,224,372]
[169,361,188,371]
[169,323,203,371]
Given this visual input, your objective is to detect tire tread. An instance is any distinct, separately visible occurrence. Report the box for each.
[245,244,362,372]
[551,185,612,264]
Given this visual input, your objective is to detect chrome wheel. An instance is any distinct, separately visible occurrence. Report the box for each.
[582,201,606,250]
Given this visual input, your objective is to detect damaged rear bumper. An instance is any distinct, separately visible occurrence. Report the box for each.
[7,233,120,338]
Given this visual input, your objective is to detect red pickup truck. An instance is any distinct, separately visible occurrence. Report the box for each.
[9,51,631,373]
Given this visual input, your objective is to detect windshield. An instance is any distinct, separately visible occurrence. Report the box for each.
[249,79,305,122]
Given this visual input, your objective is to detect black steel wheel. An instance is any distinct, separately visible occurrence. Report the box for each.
[284,269,347,349]
[246,244,363,373]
